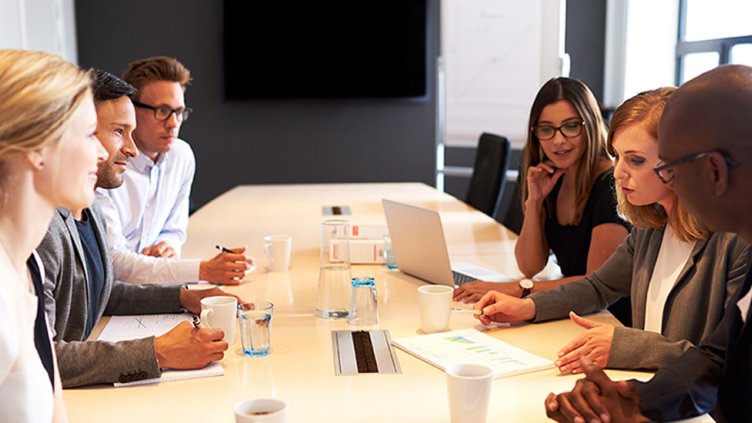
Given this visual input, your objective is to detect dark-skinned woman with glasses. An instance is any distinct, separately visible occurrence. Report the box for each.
[455,77,633,326]
[471,87,748,377]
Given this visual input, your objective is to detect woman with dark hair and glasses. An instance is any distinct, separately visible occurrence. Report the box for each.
[456,77,632,324]
[470,87,748,375]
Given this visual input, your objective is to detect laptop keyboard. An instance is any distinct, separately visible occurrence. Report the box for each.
[452,271,475,286]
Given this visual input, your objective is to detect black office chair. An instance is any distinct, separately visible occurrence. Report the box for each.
[465,133,511,217]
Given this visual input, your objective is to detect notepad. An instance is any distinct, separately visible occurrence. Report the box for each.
[392,328,553,378]
[98,314,225,387]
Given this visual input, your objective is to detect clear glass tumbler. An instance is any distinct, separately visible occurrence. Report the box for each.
[238,302,274,357]
[347,277,378,326]
[315,219,352,319]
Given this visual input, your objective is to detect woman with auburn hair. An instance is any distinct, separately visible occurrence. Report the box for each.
[0,49,106,421]
[456,77,632,324]
[471,87,749,374]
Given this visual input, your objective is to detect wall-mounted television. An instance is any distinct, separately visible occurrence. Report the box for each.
[223,0,427,99]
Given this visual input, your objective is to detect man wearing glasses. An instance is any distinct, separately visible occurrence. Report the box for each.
[545,65,752,422]
[97,57,249,281]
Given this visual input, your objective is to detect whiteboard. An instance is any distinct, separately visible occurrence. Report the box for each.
[441,0,564,149]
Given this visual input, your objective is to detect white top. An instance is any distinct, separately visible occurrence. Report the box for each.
[96,138,195,258]
[644,226,696,334]
[738,284,752,324]
[0,252,53,422]
[95,191,200,284]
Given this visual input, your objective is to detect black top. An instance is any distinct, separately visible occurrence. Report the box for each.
[75,209,105,339]
[544,168,630,276]
[29,253,55,389]
[544,168,633,325]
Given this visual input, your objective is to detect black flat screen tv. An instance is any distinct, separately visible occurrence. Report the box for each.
[223,0,428,99]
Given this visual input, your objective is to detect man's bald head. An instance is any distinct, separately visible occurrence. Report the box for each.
[659,64,752,160]
[657,64,752,238]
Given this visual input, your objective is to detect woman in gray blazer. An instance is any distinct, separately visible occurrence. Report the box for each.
[473,87,749,374]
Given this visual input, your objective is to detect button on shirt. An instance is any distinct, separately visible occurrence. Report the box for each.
[98,138,195,258]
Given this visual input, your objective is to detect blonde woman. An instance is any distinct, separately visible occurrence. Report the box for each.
[0,49,106,421]
[456,77,631,323]
[472,88,748,374]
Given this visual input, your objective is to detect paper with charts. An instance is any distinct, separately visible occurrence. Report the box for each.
[98,314,224,387]
[392,328,553,378]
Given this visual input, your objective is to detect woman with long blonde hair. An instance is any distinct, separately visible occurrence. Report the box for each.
[0,49,106,421]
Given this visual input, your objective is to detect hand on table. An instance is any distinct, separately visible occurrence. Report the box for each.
[199,246,254,285]
[472,290,536,325]
[555,312,615,375]
[155,321,228,369]
[141,241,176,258]
[454,281,521,303]
[545,357,647,423]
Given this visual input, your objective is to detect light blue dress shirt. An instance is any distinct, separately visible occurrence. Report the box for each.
[98,138,196,259]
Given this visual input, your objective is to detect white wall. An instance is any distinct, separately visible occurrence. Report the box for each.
[604,0,678,107]
[440,0,565,149]
[0,0,78,62]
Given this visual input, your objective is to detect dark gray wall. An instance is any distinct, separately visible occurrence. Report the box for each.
[75,0,440,209]
[565,0,607,103]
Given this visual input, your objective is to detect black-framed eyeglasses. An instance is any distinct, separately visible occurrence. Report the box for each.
[531,121,585,141]
[132,100,192,122]
[653,150,740,184]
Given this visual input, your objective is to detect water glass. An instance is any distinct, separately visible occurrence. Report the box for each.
[238,302,274,357]
[315,220,351,319]
[347,277,378,326]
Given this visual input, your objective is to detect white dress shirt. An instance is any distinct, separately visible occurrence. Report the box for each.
[99,138,195,257]
[644,226,696,334]
[95,138,201,284]
[95,191,200,284]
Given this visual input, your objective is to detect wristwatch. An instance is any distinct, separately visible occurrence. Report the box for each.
[519,278,534,298]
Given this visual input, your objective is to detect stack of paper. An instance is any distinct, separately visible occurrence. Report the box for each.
[98,314,225,387]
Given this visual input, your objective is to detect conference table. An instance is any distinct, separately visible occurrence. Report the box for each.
[63,183,703,422]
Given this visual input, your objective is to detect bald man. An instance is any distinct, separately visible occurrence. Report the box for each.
[545,65,752,422]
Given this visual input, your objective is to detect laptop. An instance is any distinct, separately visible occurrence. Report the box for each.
[382,199,513,287]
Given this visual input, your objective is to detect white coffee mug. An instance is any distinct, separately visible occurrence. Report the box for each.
[234,398,286,423]
[263,235,292,272]
[446,363,493,423]
[200,296,238,345]
[417,285,453,333]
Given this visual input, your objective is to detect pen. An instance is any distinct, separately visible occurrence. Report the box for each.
[215,244,256,274]
[450,306,483,315]
[192,314,201,329]
[215,244,233,254]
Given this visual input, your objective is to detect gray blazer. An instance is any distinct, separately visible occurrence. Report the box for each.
[530,226,749,370]
[38,205,183,388]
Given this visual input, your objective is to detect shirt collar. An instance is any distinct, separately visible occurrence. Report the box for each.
[132,147,168,171]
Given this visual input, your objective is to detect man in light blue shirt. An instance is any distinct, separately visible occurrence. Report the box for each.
[98,56,194,260]
[97,56,250,284]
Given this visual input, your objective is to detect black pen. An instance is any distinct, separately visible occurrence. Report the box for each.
[215,244,233,254]
[192,314,201,329]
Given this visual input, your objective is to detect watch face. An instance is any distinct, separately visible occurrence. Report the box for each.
[520,279,534,289]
